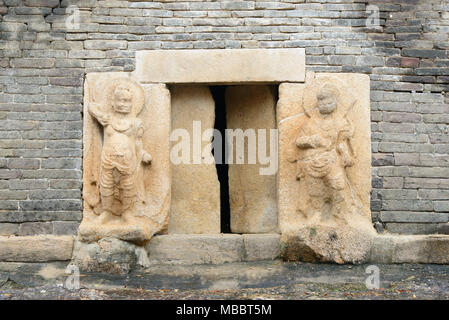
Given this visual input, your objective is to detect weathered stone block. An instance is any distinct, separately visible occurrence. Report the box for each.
[385,222,439,235]
[437,223,449,235]
[169,85,220,234]
[134,49,305,84]
[0,223,19,236]
[380,211,449,223]
[7,158,39,169]
[71,237,150,274]
[10,58,54,69]
[61,0,97,8]
[84,40,127,50]
[0,211,82,223]
[226,85,278,233]
[18,222,53,236]
[435,201,449,212]
[19,199,82,211]
[369,235,393,264]
[9,179,48,190]
[147,234,244,265]
[278,72,375,264]
[243,234,280,261]
[0,235,74,262]
[79,73,171,243]
[281,225,374,264]
[53,221,79,235]
[25,0,59,7]
[393,235,449,264]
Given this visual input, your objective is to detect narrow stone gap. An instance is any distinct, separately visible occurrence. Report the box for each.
[210,85,231,233]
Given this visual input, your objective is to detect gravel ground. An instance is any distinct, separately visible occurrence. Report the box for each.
[0,262,448,300]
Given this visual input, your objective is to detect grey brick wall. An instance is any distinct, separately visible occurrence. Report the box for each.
[0,0,448,235]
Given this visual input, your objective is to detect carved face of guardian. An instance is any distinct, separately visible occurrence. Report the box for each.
[317,84,339,115]
[112,85,133,114]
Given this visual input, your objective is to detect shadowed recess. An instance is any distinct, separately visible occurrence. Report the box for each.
[210,85,231,233]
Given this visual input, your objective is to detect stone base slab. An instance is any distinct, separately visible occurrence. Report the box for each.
[0,235,74,262]
[1,234,448,266]
[369,234,449,264]
[280,225,374,264]
[147,234,281,265]
[71,237,150,274]
[78,221,153,244]
[148,233,449,265]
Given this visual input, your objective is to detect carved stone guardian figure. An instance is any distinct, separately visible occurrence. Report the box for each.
[78,74,171,245]
[90,79,152,218]
[278,73,375,264]
[295,83,358,222]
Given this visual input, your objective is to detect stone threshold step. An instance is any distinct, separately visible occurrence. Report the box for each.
[370,234,449,264]
[148,234,449,265]
[1,234,449,265]
[0,235,74,262]
[146,234,281,265]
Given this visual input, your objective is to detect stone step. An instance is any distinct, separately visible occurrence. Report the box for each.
[71,234,281,273]
[0,235,74,262]
[1,233,448,267]
[370,234,449,264]
[146,234,281,265]
[148,233,449,265]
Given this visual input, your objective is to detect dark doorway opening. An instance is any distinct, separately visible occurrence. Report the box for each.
[210,86,231,233]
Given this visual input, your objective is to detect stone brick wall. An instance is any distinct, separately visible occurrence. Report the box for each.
[0,0,448,236]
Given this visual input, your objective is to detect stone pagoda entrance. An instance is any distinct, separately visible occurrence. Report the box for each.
[74,49,375,272]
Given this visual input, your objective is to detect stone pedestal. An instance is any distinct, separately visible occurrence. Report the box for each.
[71,237,150,274]
[281,223,375,264]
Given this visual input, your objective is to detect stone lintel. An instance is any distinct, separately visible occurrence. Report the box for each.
[134,49,305,84]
